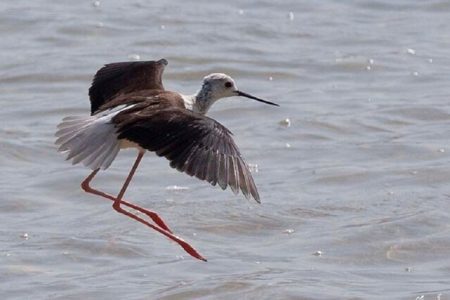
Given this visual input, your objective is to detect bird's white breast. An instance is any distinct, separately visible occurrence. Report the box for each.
[181,94,194,111]
[120,139,143,150]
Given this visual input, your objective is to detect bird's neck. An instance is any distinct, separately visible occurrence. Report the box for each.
[182,87,217,115]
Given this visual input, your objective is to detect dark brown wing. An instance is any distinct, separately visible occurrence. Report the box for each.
[88,59,168,115]
[113,107,260,203]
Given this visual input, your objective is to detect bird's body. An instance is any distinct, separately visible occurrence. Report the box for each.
[55,59,278,261]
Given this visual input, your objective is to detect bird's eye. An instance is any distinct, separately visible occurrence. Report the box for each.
[224,81,233,88]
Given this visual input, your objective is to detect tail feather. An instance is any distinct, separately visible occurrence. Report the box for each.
[91,139,120,170]
[55,113,121,170]
[79,134,120,170]
[65,123,111,161]
[79,139,112,167]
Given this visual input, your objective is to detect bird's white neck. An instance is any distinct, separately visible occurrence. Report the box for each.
[181,87,218,115]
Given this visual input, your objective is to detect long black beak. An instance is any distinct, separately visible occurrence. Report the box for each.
[236,91,279,106]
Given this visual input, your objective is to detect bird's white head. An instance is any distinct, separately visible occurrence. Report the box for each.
[200,73,238,101]
[192,73,279,114]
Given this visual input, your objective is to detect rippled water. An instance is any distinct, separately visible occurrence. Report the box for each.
[2,1,450,299]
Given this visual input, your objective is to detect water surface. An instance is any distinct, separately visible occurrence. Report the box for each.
[1,1,450,299]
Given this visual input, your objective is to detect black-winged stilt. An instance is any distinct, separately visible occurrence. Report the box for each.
[55,59,278,261]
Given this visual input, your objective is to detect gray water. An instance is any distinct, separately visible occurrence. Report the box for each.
[1,1,450,299]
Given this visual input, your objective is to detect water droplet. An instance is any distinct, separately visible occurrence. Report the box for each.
[412,71,419,76]
[288,12,295,21]
[439,148,445,153]
[96,22,104,28]
[428,58,433,63]
[92,1,100,7]
[279,118,291,128]
[166,185,189,191]
[368,58,374,65]
[160,25,165,30]
[285,143,291,148]
[21,233,29,240]
[238,9,244,15]
[255,261,261,264]
[128,54,140,61]
[366,65,372,71]
[268,76,273,81]
[313,250,322,256]
[405,267,412,272]
[284,229,294,234]
[411,170,418,175]
[406,48,416,55]
[248,163,259,173]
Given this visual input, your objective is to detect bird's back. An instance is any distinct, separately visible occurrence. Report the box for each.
[96,89,186,114]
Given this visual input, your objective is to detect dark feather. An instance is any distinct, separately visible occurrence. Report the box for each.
[113,105,260,203]
[208,153,219,187]
[89,59,168,114]
[228,156,239,194]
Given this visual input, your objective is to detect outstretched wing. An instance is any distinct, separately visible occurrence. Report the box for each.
[88,59,168,114]
[113,107,260,203]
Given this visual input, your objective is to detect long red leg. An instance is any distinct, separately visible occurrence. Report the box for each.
[81,168,173,233]
[112,151,206,261]
[82,151,207,261]
[114,150,145,202]
[113,196,207,261]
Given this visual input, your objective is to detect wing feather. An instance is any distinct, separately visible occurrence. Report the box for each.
[89,59,168,114]
[114,107,260,202]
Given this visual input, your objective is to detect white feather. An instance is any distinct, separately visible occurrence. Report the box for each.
[55,105,134,170]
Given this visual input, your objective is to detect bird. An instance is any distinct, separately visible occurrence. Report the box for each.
[55,58,278,261]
